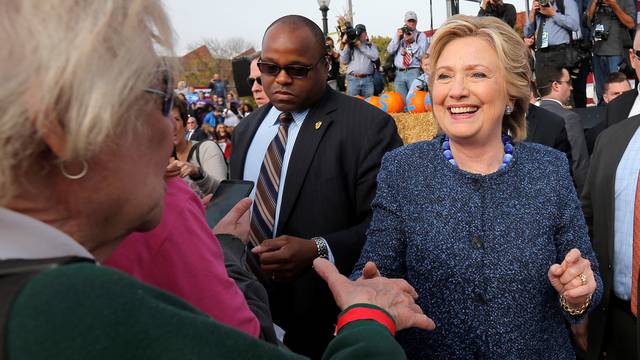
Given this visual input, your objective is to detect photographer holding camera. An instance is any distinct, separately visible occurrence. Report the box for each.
[478,0,517,28]
[387,11,428,102]
[587,0,635,104]
[326,37,343,91]
[524,0,580,75]
[340,24,379,98]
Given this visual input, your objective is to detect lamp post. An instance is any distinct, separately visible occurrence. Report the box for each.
[318,0,330,36]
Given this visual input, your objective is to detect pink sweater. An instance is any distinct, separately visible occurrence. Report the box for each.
[105,177,260,337]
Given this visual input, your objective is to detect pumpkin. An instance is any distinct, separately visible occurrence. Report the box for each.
[424,91,433,112]
[406,90,427,113]
[365,96,384,110]
[379,92,405,113]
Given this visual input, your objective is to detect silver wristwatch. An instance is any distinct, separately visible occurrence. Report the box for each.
[312,237,329,259]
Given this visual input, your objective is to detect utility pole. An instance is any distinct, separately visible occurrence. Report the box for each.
[429,0,433,31]
[347,0,353,22]
[447,0,460,17]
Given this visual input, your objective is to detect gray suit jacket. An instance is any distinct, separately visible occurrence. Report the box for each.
[539,99,590,195]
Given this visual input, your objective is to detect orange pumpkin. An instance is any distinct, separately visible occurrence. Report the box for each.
[365,96,384,110]
[379,92,405,113]
[424,91,433,112]
[406,90,427,113]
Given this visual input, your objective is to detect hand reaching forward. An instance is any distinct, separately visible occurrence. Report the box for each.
[314,258,436,331]
[548,248,597,307]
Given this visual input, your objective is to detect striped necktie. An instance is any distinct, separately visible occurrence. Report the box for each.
[403,47,411,68]
[249,112,294,246]
[630,171,640,316]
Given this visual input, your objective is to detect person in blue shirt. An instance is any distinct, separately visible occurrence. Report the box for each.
[387,11,429,102]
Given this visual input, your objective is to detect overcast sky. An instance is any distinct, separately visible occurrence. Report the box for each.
[163,0,529,56]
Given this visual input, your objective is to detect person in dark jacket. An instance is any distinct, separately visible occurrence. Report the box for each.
[478,0,517,28]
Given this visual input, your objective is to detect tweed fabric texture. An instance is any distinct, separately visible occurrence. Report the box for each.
[352,137,604,359]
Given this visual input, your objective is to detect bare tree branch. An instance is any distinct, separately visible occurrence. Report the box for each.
[188,37,255,59]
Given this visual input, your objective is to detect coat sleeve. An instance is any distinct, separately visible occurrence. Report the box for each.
[553,153,603,323]
[565,112,589,196]
[216,234,279,344]
[9,264,406,359]
[323,113,403,275]
[193,141,228,195]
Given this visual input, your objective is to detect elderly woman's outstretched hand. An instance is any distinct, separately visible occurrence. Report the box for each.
[548,248,597,308]
[314,259,436,331]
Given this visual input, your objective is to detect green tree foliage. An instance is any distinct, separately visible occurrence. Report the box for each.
[370,35,391,64]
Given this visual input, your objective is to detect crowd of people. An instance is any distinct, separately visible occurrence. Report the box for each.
[2,0,640,360]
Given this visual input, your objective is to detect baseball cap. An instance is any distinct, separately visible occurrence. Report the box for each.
[404,11,417,22]
[355,24,366,33]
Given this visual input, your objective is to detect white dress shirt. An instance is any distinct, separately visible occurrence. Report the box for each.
[613,126,640,300]
[627,84,640,118]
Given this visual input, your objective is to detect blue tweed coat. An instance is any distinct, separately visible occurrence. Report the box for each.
[352,137,603,359]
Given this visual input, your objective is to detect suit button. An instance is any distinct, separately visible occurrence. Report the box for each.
[470,178,480,190]
[472,236,484,249]
[608,264,612,270]
[475,292,487,305]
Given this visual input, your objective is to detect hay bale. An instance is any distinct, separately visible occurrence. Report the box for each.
[390,112,438,144]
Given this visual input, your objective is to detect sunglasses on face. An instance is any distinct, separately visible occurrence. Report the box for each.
[257,56,325,79]
[144,69,174,117]
[247,76,262,87]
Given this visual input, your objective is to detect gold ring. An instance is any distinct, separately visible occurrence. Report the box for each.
[579,273,587,286]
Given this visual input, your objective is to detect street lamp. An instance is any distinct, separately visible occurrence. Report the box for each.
[318,0,330,36]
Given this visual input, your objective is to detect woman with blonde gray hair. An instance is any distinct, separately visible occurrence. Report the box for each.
[352,15,602,359]
[0,0,434,358]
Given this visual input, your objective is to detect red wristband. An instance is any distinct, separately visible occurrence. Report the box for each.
[335,306,396,336]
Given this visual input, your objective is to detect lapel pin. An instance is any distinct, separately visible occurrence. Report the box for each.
[315,121,322,130]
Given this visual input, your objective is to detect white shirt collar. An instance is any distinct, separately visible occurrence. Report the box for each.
[0,207,94,261]
[266,106,309,128]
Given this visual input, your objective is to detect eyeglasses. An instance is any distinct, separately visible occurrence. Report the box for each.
[257,56,326,79]
[247,76,262,87]
[555,80,572,85]
[144,70,174,117]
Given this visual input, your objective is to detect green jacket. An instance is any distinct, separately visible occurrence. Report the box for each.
[6,263,406,359]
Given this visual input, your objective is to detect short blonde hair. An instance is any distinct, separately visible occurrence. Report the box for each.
[0,0,176,205]
[428,15,530,142]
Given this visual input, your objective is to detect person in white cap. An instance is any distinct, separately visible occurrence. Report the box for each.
[387,10,429,104]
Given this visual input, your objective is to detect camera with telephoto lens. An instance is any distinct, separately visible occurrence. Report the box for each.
[593,23,609,41]
[401,25,412,35]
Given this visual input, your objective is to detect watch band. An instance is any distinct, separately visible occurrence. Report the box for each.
[312,237,329,259]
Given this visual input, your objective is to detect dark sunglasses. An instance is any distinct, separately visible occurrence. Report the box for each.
[257,56,325,79]
[247,76,262,87]
[144,70,174,117]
